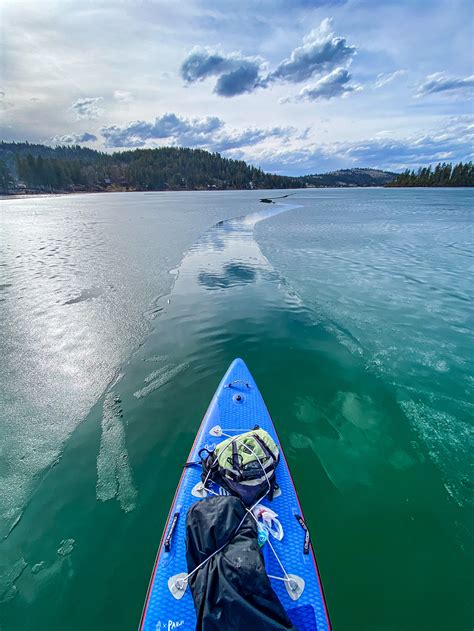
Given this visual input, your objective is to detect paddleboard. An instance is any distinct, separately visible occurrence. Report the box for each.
[139,358,331,631]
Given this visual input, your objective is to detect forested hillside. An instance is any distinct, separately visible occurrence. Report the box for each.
[386,162,473,187]
[0,142,303,193]
[299,168,397,187]
[2,142,472,194]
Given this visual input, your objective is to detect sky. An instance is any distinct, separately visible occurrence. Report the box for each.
[0,0,473,174]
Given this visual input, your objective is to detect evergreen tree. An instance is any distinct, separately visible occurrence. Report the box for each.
[387,161,473,187]
[0,159,11,192]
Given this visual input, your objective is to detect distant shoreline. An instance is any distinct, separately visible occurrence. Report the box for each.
[0,142,397,194]
[2,185,473,201]
[0,185,379,198]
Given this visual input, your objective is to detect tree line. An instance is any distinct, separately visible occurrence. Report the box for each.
[387,161,473,187]
[0,143,304,193]
[2,143,472,193]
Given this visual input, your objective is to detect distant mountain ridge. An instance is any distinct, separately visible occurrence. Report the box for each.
[298,168,398,187]
[0,141,399,193]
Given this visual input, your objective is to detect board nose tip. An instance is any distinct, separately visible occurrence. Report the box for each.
[230,356,247,370]
[227,357,253,384]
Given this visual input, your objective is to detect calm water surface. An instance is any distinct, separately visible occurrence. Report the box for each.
[1,189,472,630]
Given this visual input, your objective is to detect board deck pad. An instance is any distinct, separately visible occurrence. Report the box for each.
[140,358,331,630]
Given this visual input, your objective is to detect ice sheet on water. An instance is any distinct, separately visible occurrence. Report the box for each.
[289,391,416,492]
[31,562,46,575]
[1,192,253,539]
[96,393,138,512]
[0,557,27,603]
[399,399,473,507]
[257,189,474,506]
[133,362,188,399]
[143,355,167,363]
[143,366,173,384]
[57,538,75,556]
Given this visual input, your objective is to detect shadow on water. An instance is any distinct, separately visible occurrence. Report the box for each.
[1,203,472,631]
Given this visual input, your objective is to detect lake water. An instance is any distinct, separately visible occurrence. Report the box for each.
[1,189,472,631]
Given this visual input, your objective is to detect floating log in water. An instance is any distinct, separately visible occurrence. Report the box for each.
[259,192,296,203]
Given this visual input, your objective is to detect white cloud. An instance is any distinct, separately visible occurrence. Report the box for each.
[181,47,265,96]
[71,97,104,120]
[268,18,356,84]
[374,70,407,89]
[234,116,474,173]
[100,111,294,151]
[180,18,357,98]
[289,67,360,102]
[416,72,474,97]
[113,91,134,102]
[101,113,223,147]
[52,132,97,144]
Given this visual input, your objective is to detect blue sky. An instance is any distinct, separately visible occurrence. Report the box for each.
[1,0,473,174]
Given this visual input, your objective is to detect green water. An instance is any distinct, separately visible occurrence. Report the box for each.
[1,189,472,630]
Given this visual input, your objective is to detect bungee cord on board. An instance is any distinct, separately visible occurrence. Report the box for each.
[169,425,304,600]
